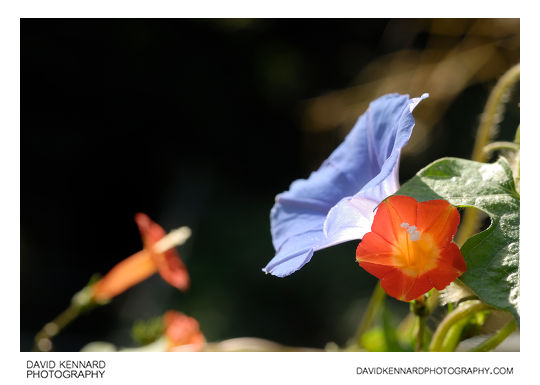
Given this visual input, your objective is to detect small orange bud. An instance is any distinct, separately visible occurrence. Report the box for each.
[163,311,205,352]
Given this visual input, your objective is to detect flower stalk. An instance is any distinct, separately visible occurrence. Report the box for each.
[470,63,520,164]
[354,281,386,346]
[470,318,518,352]
[483,141,520,155]
[439,316,470,352]
[410,297,428,351]
[33,282,98,352]
[456,63,520,246]
[429,300,491,351]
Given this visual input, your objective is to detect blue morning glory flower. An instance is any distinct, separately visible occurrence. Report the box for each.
[263,93,429,277]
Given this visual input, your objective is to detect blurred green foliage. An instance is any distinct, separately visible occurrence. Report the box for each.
[131,316,164,346]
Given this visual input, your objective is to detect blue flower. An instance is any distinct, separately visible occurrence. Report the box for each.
[263,93,429,277]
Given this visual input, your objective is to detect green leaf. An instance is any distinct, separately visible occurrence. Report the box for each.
[396,157,519,323]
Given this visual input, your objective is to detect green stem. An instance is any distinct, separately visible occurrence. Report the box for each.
[33,304,82,352]
[471,63,520,163]
[429,300,491,352]
[415,315,425,352]
[33,280,100,352]
[426,289,440,313]
[410,296,429,352]
[457,63,520,247]
[355,282,386,346]
[440,317,470,352]
[483,141,520,155]
[470,319,518,352]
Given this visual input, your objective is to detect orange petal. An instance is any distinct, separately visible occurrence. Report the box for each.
[92,250,157,301]
[444,242,467,273]
[427,243,466,289]
[417,199,460,248]
[379,268,416,301]
[135,212,190,291]
[134,212,167,249]
[359,262,397,280]
[379,269,433,302]
[403,274,433,302]
[356,232,399,265]
[371,195,418,246]
[155,248,190,291]
[169,333,206,352]
[356,232,400,277]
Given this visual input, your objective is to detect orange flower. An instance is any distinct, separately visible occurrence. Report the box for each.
[356,195,466,302]
[163,311,205,352]
[92,213,190,302]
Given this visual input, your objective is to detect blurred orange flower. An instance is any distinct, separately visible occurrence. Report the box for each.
[356,195,466,302]
[163,311,205,352]
[92,213,190,302]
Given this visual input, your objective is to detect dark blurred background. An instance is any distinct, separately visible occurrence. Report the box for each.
[21,19,519,351]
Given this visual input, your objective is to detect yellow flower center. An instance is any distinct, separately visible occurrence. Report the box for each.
[391,223,440,277]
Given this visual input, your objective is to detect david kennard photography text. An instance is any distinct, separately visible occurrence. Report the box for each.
[27,360,106,379]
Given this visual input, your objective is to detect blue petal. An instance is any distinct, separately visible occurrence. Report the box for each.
[263,93,428,277]
[323,156,400,245]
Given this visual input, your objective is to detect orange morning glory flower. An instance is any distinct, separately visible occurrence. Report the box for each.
[356,195,466,302]
[163,310,205,352]
[92,213,191,302]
